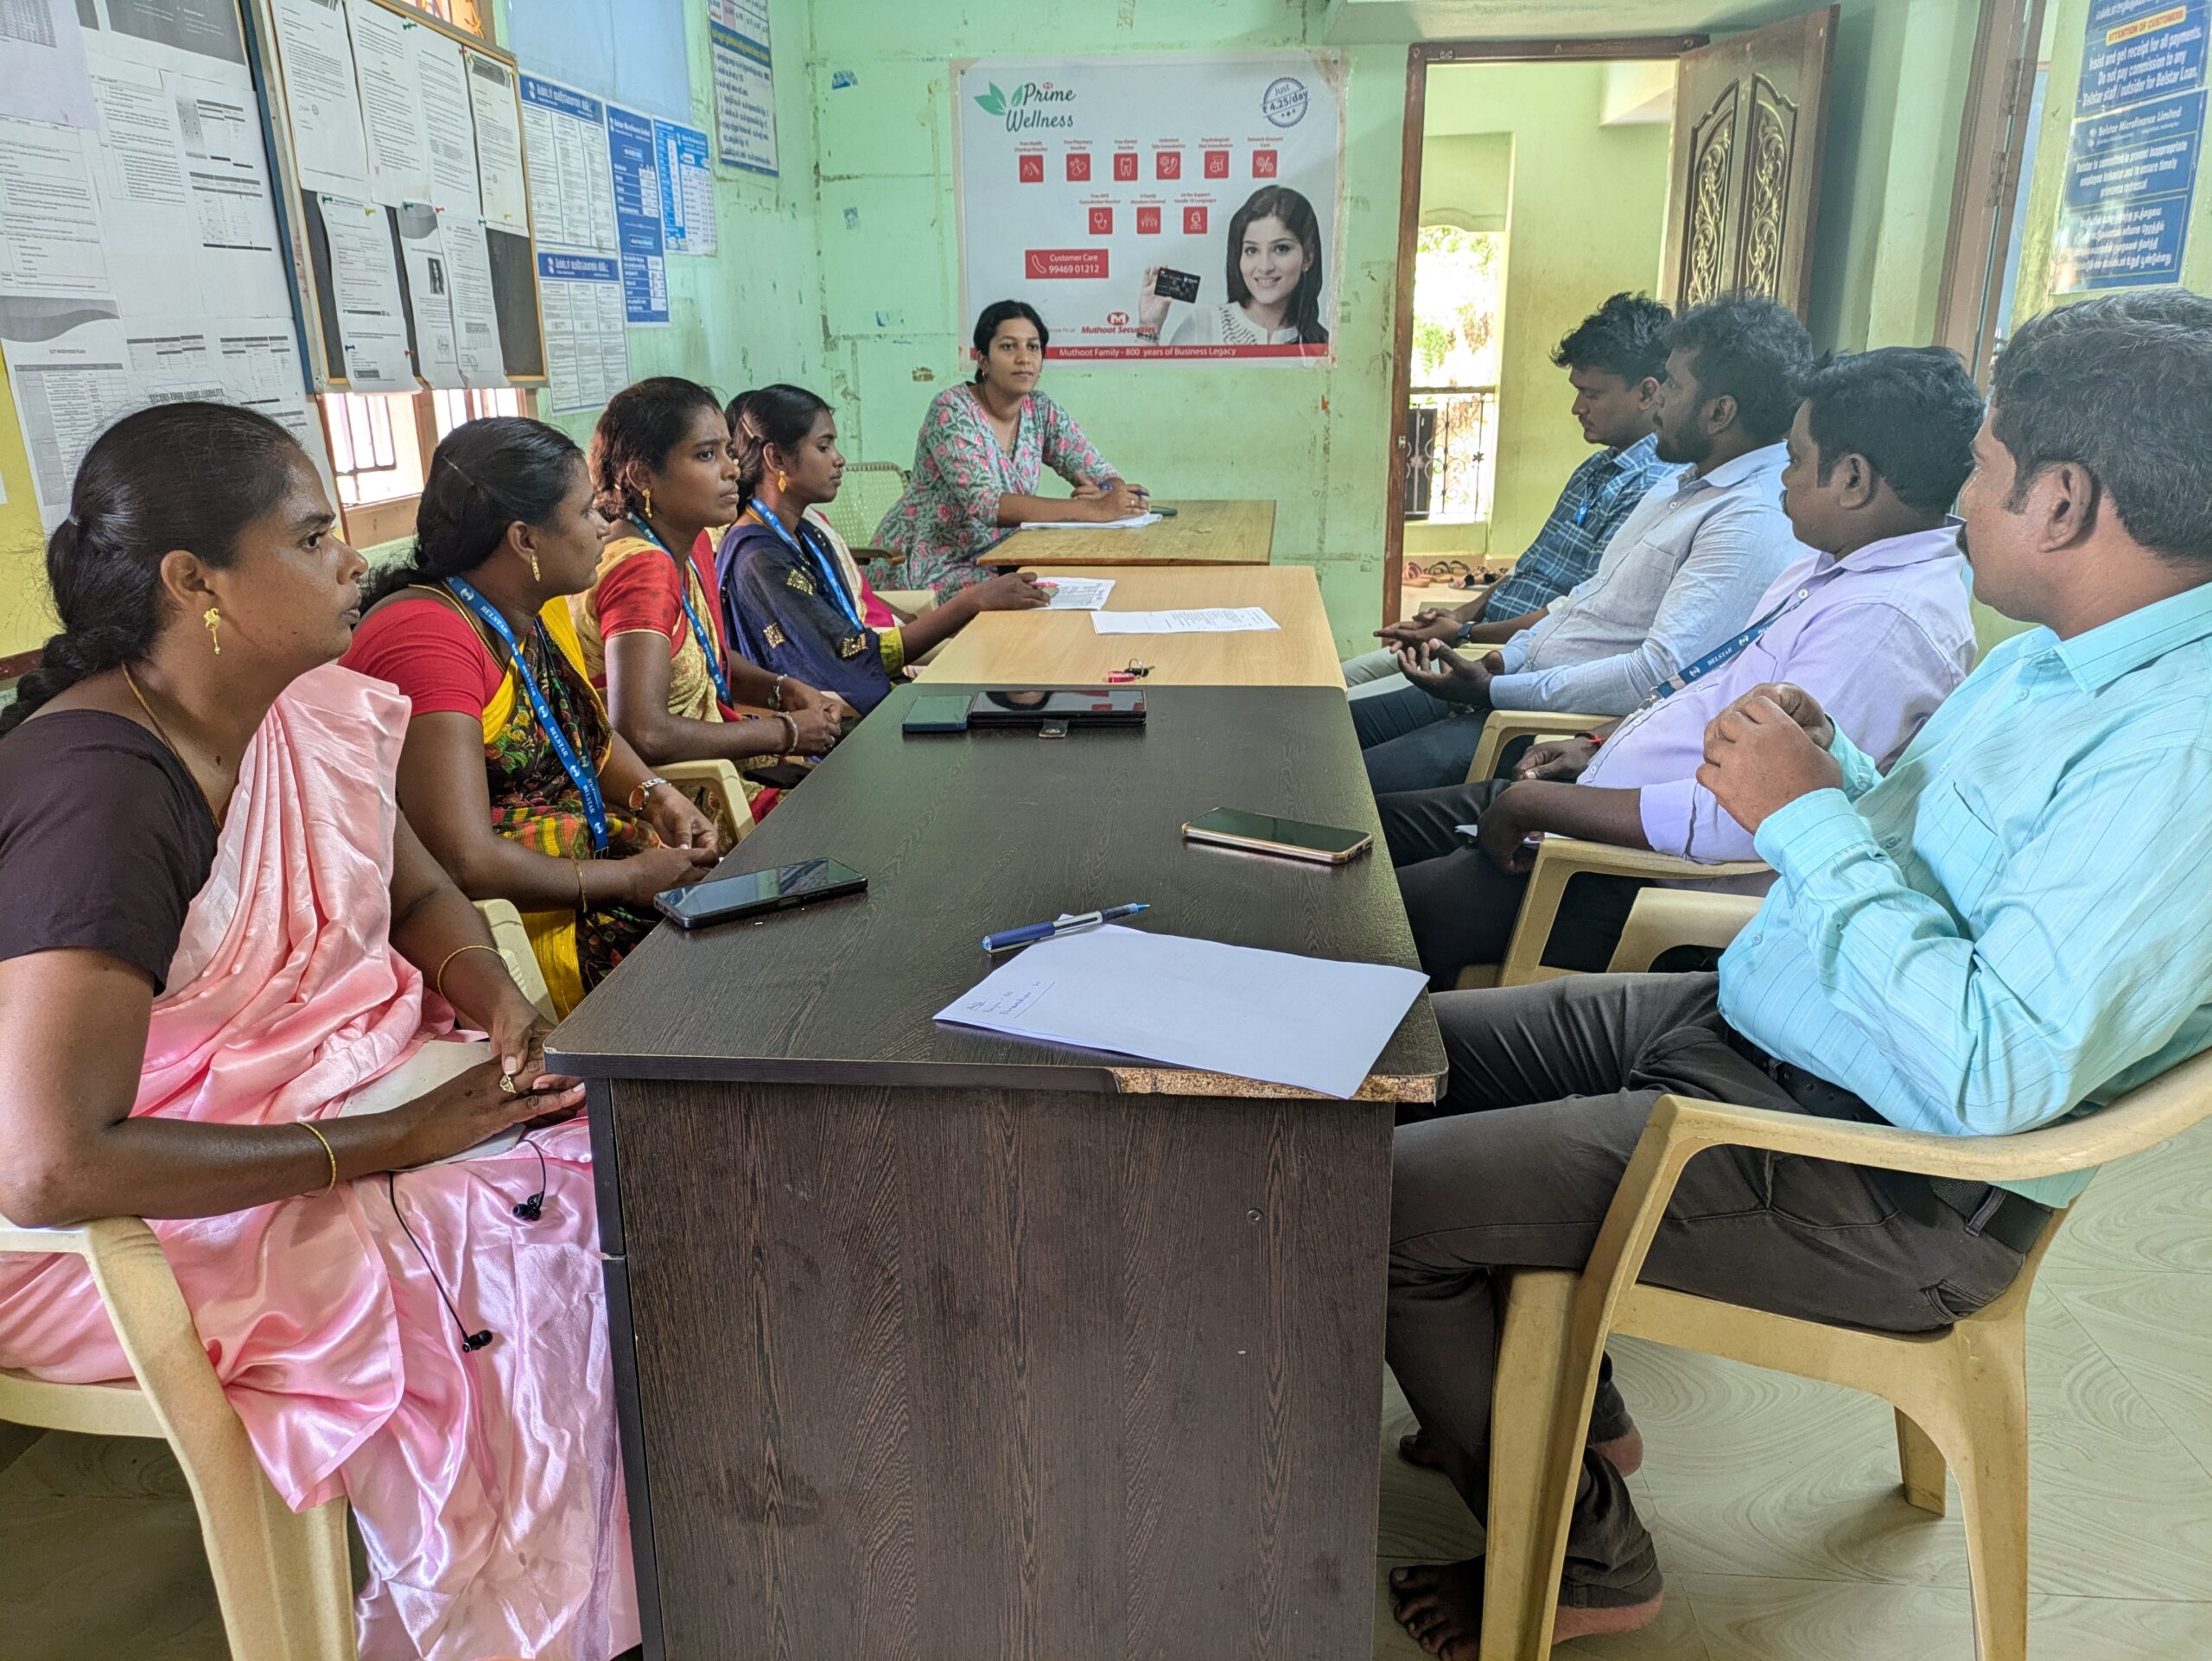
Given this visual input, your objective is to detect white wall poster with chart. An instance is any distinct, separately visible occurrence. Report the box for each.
[0,0,324,531]
[708,0,777,178]
[519,74,617,257]
[954,52,1344,364]
[537,252,627,413]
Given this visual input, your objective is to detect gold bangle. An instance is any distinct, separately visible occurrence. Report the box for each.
[297,1120,338,1193]
[433,941,502,1002]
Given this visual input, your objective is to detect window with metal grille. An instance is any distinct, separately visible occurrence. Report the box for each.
[432,386,524,438]
[325,392,424,508]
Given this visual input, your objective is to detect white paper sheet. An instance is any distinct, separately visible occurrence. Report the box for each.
[520,74,618,255]
[464,54,528,230]
[1036,576,1116,611]
[0,314,141,531]
[0,117,111,297]
[412,30,480,219]
[346,0,431,208]
[270,0,372,200]
[0,0,98,130]
[397,202,461,388]
[1090,607,1281,635]
[319,193,413,390]
[440,215,505,387]
[935,926,1425,1099]
[537,250,626,412]
[1017,511,1161,530]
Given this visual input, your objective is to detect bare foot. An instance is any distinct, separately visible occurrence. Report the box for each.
[1398,1425,1645,1478]
[1389,1559,1662,1655]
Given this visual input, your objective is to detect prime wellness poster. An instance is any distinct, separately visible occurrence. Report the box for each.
[954,53,1346,364]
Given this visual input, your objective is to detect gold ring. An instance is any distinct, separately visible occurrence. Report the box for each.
[499,1072,518,1096]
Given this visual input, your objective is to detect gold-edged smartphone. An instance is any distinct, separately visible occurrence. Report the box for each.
[1180,807,1373,864]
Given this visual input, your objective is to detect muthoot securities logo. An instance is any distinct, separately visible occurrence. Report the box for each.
[973,80,1077,132]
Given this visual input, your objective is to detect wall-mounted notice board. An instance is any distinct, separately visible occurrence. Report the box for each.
[244,0,546,391]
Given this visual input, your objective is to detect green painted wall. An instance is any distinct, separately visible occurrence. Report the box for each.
[1419,132,1510,231]
[804,0,1405,652]
[1422,63,1672,564]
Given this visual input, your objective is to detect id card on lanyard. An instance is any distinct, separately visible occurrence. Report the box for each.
[1637,588,1808,709]
[750,498,863,633]
[631,522,734,706]
[446,577,610,852]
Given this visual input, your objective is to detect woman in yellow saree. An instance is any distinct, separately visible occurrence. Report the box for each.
[341,417,720,1013]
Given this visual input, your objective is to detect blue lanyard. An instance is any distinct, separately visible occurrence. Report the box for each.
[1641,588,1807,708]
[749,499,863,633]
[445,577,608,852]
[630,521,734,707]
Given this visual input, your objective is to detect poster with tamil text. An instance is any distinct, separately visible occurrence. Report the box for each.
[954,52,1344,364]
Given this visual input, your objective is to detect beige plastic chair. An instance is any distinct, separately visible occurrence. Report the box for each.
[1465,708,1608,785]
[1491,835,1769,989]
[0,1216,355,1659]
[476,897,556,1022]
[661,756,756,850]
[1478,888,2212,1661]
[817,460,909,557]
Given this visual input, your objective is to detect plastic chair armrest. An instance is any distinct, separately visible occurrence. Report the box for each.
[1466,709,1611,785]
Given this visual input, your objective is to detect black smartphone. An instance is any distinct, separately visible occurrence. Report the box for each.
[902,694,972,735]
[1152,267,1200,303]
[1181,808,1373,864]
[654,858,868,929]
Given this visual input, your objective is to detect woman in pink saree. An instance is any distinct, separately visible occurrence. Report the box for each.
[0,403,639,1660]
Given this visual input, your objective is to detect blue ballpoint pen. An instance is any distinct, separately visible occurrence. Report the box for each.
[982,903,1149,953]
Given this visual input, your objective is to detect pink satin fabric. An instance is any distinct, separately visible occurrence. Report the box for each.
[0,665,638,1660]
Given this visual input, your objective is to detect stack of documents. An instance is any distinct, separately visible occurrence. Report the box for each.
[935,926,1425,1098]
[1091,608,1280,635]
[1016,512,1162,530]
[1036,576,1116,611]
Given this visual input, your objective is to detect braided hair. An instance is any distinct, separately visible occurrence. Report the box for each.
[361,417,584,606]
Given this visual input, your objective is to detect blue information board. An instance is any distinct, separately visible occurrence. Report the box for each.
[2058,2,2210,289]
[606,105,670,326]
[2080,0,2209,117]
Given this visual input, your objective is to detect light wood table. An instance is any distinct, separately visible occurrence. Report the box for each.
[980,498,1275,568]
[917,564,1340,688]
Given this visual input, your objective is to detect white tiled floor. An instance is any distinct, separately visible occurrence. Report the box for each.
[7,1118,2210,1658]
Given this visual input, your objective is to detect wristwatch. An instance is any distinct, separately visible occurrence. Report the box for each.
[1454,620,1478,645]
[627,776,670,811]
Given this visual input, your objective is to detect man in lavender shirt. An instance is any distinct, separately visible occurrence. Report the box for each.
[1382,347,1983,987]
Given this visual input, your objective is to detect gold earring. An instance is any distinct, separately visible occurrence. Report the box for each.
[776,469,788,493]
[203,606,221,656]
[641,487,653,519]
[528,550,541,582]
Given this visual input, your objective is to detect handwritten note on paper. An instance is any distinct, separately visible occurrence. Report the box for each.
[1036,576,1116,610]
[1090,608,1280,635]
[934,926,1424,1098]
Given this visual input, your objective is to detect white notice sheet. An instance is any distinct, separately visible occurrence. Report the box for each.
[0,0,98,130]
[319,194,412,390]
[441,216,506,387]
[465,55,529,230]
[1091,608,1280,635]
[0,117,111,296]
[412,31,480,219]
[935,926,1425,1099]
[397,203,462,388]
[1016,512,1161,530]
[1036,576,1115,611]
[346,0,431,208]
[270,0,372,200]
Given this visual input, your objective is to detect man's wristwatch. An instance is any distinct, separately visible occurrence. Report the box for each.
[1454,620,1478,645]
[627,777,671,811]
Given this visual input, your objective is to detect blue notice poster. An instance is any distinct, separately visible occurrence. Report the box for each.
[606,105,670,325]
[2080,0,2209,117]
[653,118,717,256]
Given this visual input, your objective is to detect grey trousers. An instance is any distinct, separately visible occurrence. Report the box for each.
[1389,972,2031,1607]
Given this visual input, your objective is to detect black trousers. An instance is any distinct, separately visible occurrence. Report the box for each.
[1381,780,1643,986]
[1389,972,2033,1607]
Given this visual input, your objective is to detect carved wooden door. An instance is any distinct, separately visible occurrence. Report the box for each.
[1662,8,1838,317]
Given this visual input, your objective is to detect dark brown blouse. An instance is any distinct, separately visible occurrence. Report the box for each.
[0,710,218,992]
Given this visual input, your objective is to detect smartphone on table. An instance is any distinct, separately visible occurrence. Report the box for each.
[654,858,868,928]
[1180,808,1373,864]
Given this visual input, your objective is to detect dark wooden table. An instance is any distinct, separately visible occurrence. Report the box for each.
[550,683,1446,1660]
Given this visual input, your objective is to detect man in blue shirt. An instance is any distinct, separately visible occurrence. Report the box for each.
[1346,291,1676,688]
[1384,292,2212,1655]
[1361,296,1810,795]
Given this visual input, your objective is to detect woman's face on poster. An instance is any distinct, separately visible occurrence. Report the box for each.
[1239,214,1310,306]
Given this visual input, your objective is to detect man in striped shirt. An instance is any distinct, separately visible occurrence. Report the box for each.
[1385,292,2212,1654]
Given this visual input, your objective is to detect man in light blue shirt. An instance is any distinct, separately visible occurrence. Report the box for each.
[1363,296,1809,794]
[1382,293,2212,1656]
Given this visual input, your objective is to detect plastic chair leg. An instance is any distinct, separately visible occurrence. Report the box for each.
[196,1480,353,1661]
[1895,1407,1949,1516]
[1947,1339,2032,1661]
[1480,1270,1580,1661]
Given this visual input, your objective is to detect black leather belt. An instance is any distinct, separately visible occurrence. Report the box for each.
[1724,1028,2051,1256]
